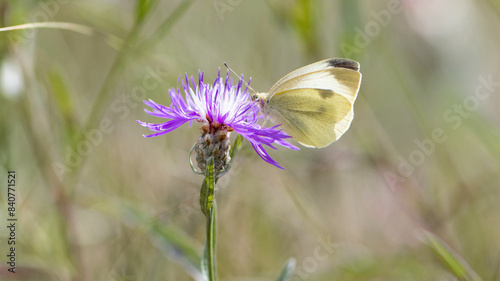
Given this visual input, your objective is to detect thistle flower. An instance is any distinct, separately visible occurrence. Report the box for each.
[137,69,299,170]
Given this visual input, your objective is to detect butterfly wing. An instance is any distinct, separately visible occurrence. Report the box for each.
[266,88,353,147]
[269,58,360,98]
[265,59,362,147]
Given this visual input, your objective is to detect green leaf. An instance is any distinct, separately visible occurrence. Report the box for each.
[422,231,483,281]
[135,0,158,24]
[200,157,215,218]
[229,134,244,160]
[48,68,78,141]
[202,203,218,281]
[49,69,73,116]
[276,258,296,281]
[291,0,320,58]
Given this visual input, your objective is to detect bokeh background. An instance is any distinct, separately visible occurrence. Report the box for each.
[1,0,500,280]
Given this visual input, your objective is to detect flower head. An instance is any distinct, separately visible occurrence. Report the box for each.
[137,69,299,169]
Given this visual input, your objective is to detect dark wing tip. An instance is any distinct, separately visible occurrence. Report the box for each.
[326,58,360,71]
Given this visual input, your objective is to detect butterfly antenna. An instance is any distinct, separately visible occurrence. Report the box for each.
[224,62,257,95]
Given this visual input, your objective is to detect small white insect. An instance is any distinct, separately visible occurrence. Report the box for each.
[252,58,362,148]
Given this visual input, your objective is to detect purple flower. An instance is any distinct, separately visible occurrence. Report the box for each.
[137,69,299,169]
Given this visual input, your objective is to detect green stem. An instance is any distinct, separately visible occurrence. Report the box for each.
[205,203,218,281]
[200,156,218,280]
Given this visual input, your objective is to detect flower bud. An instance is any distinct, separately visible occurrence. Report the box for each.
[195,124,231,174]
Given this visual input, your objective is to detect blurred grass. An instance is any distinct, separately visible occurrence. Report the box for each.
[1,0,500,280]
[423,231,483,281]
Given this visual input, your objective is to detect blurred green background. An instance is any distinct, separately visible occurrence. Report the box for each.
[1,0,500,280]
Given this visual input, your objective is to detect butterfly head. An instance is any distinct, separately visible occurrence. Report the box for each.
[251,92,269,108]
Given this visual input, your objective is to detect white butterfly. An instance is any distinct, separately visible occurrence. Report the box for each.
[253,58,362,148]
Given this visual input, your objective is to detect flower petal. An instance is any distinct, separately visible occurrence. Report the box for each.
[138,69,299,169]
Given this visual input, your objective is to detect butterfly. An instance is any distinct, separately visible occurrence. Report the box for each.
[252,58,362,148]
